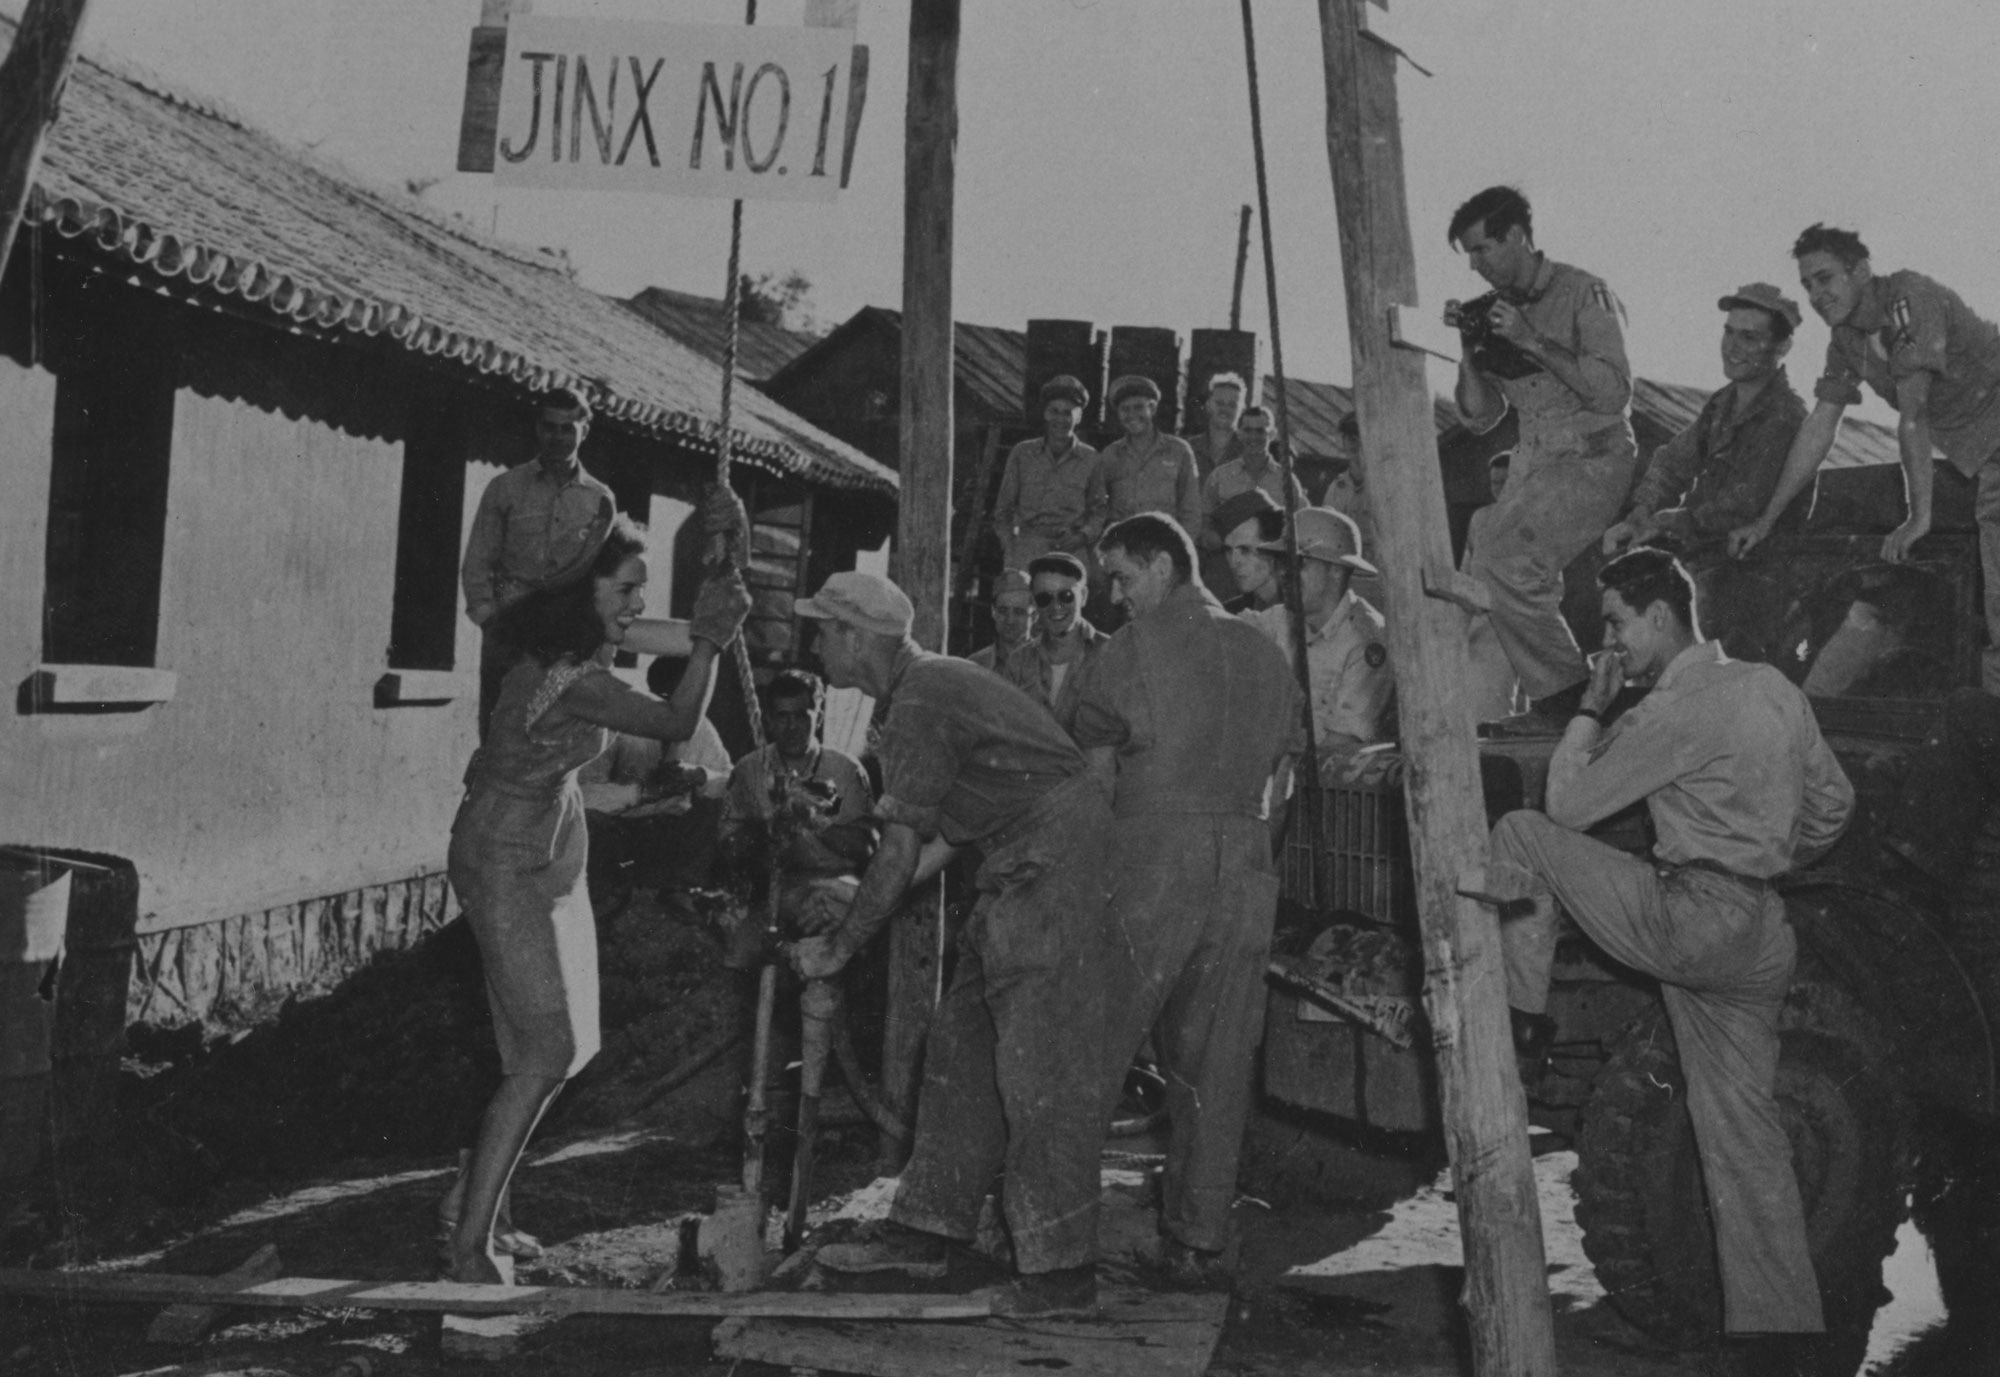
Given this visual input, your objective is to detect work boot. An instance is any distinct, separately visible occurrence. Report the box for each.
[1509,1006,1557,1093]
[1157,1238,1235,1292]
[975,1264,1098,1318]
[814,1221,950,1279]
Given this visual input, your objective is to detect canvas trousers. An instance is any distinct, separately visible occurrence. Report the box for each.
[1487,810,1823,1334]
[889,773,1120,1273]
[1099,813,1281,1253]
[1465,419,1637,704]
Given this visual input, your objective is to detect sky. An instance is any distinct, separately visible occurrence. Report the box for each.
[65,0,2000,429]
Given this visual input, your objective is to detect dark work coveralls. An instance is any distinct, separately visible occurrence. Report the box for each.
[1071,581,1304,1253]
[876,646,1121,1274]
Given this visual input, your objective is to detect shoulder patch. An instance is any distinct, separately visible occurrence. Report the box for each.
[1589,282,1616,315]
[1364,642,1387,669]
[1888,296,1917,352]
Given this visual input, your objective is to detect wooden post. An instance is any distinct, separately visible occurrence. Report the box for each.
[879,0,960,1168]
[1314,3,1557,1373]
[0,0,94,278]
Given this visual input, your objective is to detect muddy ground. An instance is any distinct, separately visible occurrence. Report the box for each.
[2,861,1996,1376]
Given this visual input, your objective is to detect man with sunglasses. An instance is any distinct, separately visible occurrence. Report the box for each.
[1003,553,1105,737]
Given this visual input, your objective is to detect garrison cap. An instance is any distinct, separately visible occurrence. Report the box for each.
[795,571,916,637]
[1717,282,1803,332]
[1108,374,1162,408]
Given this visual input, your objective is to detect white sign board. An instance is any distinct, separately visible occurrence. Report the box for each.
[493,18,856,202]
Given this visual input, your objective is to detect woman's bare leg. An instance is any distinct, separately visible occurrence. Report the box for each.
[446,1072,564,1283]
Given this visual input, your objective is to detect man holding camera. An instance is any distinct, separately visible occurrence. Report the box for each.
[1446,186,1638,726]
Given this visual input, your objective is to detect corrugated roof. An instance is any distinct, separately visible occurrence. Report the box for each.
[622,286,822,383]
[24,26,895,496]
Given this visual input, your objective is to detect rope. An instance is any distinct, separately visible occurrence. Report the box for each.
[1240,0,1322,797]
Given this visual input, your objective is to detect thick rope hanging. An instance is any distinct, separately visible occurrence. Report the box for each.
[1240,0,1321,783]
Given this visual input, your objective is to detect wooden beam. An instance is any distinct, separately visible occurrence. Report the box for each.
[1313,3,1557,1374]
[0,0,94,277]
[145,1242,282,1345]
[0,1268,991,1321]
[879,0,961,1172]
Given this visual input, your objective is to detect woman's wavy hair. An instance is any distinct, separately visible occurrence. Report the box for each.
[495,515,648,666]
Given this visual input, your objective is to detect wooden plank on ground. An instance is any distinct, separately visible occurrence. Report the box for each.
[0,1269,987,1321]
[145,1241,282,1344]
[713,1288,1228,1377]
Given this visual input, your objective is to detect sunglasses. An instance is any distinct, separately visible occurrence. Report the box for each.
[1032,589,1078,607]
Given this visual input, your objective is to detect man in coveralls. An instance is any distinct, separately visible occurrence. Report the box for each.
[1486,547,1853,1370]
[1071,514,1303,1281]
[785,572,1119,1317]
[1447,185,1638,726]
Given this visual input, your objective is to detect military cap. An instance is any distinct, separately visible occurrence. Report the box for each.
[1026,551,1089,583]
[1209,488,1284,538]
[1260,505,1378,576]
[1108,374,1162,408]
[795,571,916,636]
[1717,282,1803,332]
[1038,374,1089,408]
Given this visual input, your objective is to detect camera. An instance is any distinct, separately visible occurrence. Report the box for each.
[1444,291,1544,381]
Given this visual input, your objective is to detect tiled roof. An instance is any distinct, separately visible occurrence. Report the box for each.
[622,286,821,383]
[24,28,895,496]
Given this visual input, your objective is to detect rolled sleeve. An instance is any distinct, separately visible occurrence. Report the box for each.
[1815,336,1866,408]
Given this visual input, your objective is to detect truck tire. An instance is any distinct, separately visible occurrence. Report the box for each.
[1572,979,1901,1368]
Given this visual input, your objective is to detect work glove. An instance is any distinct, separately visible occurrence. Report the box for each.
[689,569,753,649]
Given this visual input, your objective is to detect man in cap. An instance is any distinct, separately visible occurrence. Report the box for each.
[993,374,1107,572]
[1602,284,1810,661]
[1003,553,1106,737]
[1484,547,1852,1369]
[461,386,617,738]
[718,668,874,886]
[1186,369,1247,482]
[1732,225,2000,690]
[1100,375,1203,536]
[968,570,1035,673]
[1210,489,1287,614]
[1242,507,1395,773]
[1196,404,1306,597]
[1072,514,1303,1282]
[1446,185,1638,726]
[786,572,1121,1316]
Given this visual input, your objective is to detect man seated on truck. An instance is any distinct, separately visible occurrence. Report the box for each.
[1485,546,1854,1365]
[1731,224,2000,691]
[1602,283,1810,661]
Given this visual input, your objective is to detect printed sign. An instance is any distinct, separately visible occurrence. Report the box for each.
[487,18,858,202]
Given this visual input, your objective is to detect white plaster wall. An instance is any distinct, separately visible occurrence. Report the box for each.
[3,366,479,933]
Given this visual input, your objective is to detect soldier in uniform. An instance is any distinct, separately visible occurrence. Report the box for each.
[1603,283,1810,661]
[968,570,1035,673]
[1099,375,1203,535]
[1210,489,1286,614]
[786,573,1120,1317]
[461,387,617,739]
[1731,224,2000,691]
[1003,553,1106,737]
[1196,405,1305,597]
[992,375,1106,573]
[1241,507,1395,773]
[1446,185,1638,726]
[1072,514,1303,1282]
[1486,548,1853,1369]
[1186,369,1247,482]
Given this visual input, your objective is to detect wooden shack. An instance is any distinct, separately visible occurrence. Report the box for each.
[2,40,895,1029]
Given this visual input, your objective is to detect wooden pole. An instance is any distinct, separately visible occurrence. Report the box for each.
[0,0,94,278]
[879,0,960,1169]
[1229,204,1252,332]
[1314,4,1556,1373]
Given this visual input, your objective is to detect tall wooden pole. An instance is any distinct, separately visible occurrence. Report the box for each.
[879,0,959,1168]
[1315,3,1556,1373]
[0,0,94,277]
